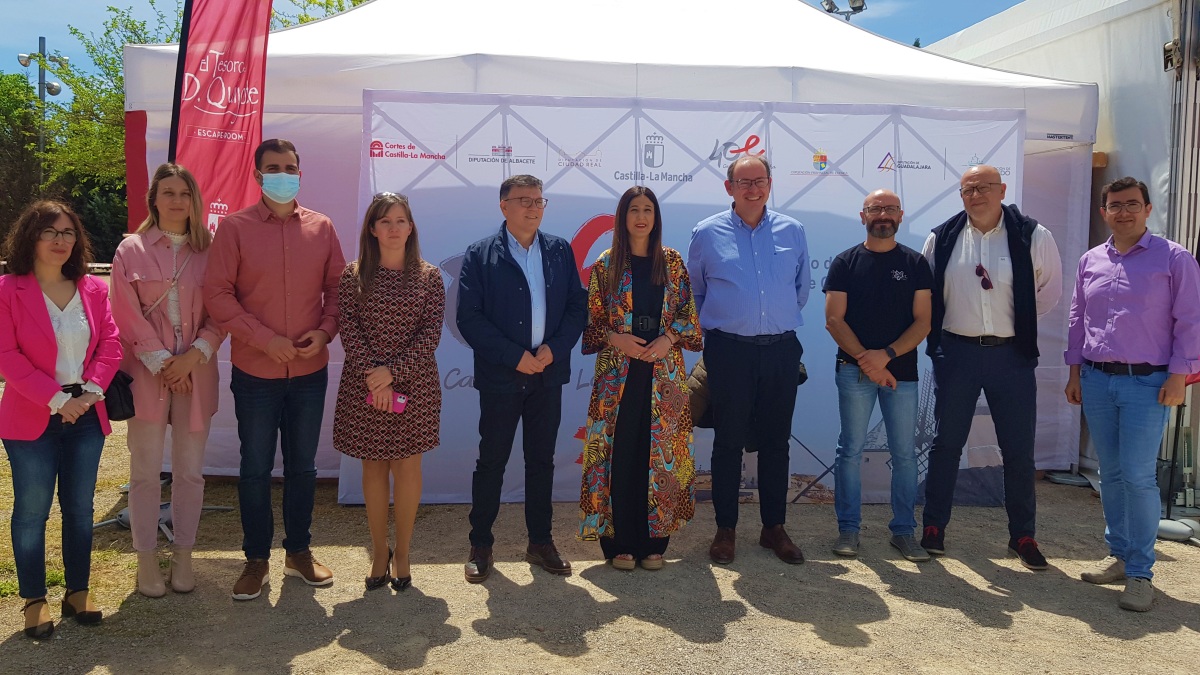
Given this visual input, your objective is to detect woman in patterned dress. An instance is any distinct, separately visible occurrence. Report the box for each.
[333,192,444,591]
[579,186,702,570]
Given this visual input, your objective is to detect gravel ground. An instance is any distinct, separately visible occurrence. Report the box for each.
[2,420,1199,674]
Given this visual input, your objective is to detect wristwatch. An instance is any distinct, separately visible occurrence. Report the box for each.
[884,346,897,360]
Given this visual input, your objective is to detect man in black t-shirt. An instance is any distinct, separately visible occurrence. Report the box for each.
[823,189,933,561]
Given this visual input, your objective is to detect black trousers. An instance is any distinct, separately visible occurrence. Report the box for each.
[469,384,562,547]
[600,359,669,560]
[704,330,802,530]
[922,337,1038,540]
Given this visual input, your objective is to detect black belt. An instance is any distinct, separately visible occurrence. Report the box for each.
[632,315,657,332]
[709,328,795,346]
[1085,359,1168,376]
[943,331,1015,347]
[61,383,84,397]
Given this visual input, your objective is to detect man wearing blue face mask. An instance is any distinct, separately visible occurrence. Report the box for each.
[205,138,346,601]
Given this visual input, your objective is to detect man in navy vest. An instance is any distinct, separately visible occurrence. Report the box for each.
[919,165,1062,569]
[456,174,588,583]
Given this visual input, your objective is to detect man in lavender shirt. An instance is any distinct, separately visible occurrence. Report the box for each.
[1064,176,1200,612]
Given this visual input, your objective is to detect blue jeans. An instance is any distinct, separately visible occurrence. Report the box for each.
[1080,365,1170,580]
[231,366,328,560]
[833,364,919,535]
[3,411,105,599]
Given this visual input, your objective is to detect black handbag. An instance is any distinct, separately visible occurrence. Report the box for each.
[104,370,135,421]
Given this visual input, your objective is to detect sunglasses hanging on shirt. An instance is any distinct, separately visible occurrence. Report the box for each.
[975,264,993,290]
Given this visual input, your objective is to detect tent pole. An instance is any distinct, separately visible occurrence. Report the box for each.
[1166,402,1187,520]
[167,0,197,163]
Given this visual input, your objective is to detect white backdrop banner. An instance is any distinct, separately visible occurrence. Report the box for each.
[332,90,1059,506]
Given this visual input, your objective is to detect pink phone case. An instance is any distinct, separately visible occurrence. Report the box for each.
[366,391,408,413]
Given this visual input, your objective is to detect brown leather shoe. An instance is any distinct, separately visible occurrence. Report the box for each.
[526,542,572,575]
[232,559,269,600]
[759,525,804,564]
[284,549,335,586]
[709,527,736,564]
[465,546,493,584]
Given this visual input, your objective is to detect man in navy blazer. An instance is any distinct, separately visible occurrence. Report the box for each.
[456,174,588,583]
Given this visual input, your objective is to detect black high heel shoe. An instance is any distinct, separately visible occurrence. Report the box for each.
[61,589,102,625]
[365,548,393,591]
[22,598,53,639]
[390,553,411,591]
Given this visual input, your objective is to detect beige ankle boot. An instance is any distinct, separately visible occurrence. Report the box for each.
[170,548,195,593]
[136,550,166,598]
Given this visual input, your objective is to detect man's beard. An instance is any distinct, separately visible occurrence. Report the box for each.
[867,219,897,239]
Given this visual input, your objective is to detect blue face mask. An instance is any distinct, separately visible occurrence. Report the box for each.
[260,172,300,203]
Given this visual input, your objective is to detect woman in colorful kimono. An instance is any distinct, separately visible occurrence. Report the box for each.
[579,186,701,570]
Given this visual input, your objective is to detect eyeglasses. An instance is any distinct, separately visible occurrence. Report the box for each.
[373,191,404,200]
[959,183,1002,197]
[975,264,993,290]
[503,197,549,209]
[1102,201,1145,214]
[39,227,78,242]
[731,177,770,190]
[864,206,901,216]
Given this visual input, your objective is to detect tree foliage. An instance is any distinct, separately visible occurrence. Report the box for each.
[272,0,372,28]
[0,72,41,243]
[11,0,363,261]
[44,0,182,189]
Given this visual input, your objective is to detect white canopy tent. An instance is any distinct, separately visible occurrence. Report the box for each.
[125,0,1099,136]
[929,0,1177,242]
[124,0,1100,480]
[125,0,1101,237]
[929,0,1200,479]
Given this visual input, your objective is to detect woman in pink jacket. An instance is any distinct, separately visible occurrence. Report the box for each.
[111,164,225,598]
[1,200,122,639]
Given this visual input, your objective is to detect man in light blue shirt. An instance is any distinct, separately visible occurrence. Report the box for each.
[687,154,810,565]
[506,229,546,349]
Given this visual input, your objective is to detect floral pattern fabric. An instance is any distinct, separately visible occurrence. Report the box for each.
[578,246,702,540]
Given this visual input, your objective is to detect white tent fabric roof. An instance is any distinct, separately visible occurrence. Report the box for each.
[929,0,1165,68]
[928,0,1173,237]
[122,0,1099,479]
[124,0,1097,140]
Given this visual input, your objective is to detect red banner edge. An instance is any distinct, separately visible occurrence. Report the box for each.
[125,109,149,233]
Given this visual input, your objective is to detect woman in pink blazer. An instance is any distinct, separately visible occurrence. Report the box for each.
[0,200,122,639]
[111,163,224,598]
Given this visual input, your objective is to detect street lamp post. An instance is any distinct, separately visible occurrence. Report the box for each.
[820,0,867,22]
[17,36,67,185]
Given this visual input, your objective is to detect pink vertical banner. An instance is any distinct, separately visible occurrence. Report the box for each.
[169,0,274,233]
